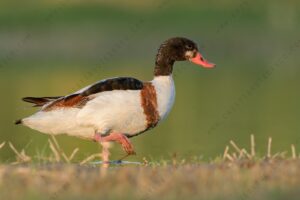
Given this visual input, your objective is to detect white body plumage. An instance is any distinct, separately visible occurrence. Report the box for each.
[22,75,175,140]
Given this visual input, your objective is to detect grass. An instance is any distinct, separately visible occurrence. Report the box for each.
[0,135,300,200]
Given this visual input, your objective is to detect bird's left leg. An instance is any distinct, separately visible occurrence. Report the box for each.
[94,132,136,162]
[101,133,136,156]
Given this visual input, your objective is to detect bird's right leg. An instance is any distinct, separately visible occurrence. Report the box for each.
[94,133,110,165]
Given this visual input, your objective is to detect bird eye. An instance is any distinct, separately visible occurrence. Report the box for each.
[185,44,193,49]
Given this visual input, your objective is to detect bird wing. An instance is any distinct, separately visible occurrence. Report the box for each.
[40,77,144,111]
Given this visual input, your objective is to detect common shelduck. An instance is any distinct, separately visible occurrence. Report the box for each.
[15,37,215,160]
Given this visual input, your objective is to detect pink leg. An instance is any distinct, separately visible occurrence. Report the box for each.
[94,133,136,155]
[94,133,110,166]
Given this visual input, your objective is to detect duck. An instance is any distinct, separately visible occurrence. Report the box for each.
[15,37,215,160]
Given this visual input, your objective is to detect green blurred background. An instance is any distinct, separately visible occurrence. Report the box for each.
[0,0,299,162]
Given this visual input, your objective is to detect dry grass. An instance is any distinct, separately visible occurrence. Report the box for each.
[0,135,300,200]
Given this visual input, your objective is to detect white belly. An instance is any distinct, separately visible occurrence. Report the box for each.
[77,90,147,135]
[23,90,148,138]
[22,108,95,139]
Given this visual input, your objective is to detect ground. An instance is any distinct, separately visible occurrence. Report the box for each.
[1,159,300,200]
[1,137,300,200]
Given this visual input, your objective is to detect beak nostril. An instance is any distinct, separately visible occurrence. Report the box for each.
[190,52,215,68]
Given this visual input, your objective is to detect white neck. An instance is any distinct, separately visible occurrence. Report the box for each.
[151,75,176,120]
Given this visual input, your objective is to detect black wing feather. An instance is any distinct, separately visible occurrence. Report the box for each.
[81,77,144,96]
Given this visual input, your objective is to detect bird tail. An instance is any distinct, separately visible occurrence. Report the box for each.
[22,96,62,107]
[14,119,23,125]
